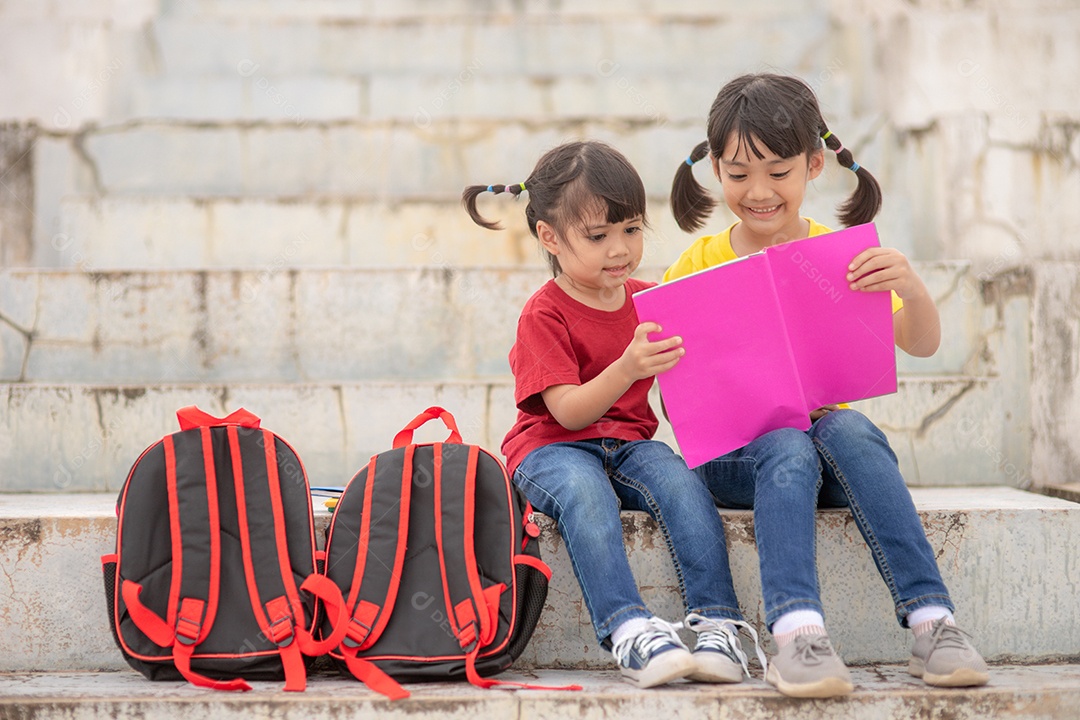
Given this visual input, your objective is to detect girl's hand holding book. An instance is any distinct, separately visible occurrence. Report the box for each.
[846,246,929,300]
[618,322,685,382]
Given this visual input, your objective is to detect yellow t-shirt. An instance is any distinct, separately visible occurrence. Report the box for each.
[663,218,904,313]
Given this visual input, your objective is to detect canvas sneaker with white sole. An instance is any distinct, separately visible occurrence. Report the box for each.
[610,617,696,688]
[683,613,768,683]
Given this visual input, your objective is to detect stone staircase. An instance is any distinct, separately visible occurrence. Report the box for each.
[3,1,1080,718]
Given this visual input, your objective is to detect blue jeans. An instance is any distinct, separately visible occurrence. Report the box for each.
[514,438,742,646]
[694,410,954,631]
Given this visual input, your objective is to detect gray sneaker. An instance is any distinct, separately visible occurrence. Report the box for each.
[765,632,853,698]
[909,618,989,687]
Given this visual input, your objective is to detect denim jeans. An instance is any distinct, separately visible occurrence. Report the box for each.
[514,438,742,646]
[694,409,954,631]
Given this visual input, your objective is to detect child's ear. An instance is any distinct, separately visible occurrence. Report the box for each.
[808,149,825,180]
[536,220,561,255]
[711,155,722,183]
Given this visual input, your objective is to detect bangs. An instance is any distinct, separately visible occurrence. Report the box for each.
[554,149,647,234]
[708,74,821,162]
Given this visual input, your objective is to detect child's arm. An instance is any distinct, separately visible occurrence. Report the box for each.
[847,247,941,357]
[542,322,683,432]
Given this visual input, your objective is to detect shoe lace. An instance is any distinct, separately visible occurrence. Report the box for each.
[684,613,768,678]
[611,617,687,666]
[790,633,838,666]
[927,619,973,652]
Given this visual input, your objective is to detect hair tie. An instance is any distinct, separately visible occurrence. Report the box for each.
[821,130,833,141]
[833,143,844,154]
[486,185,494,192]
[849,162,860,173]
[685,156,695,166]
[519,182,526,191]
[505,185,514,193]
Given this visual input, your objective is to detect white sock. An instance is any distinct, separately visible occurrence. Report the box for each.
[610,617,651,649]
[771,610,826,647]
[908,606,954,636]
[771,609,825,637]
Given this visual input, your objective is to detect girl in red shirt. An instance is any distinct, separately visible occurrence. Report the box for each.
[462,140,763,689]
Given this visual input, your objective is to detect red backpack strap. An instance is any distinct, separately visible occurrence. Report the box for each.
[392,406,462,448]
[433,443,491,654]
[332,448,413,700]
[229,425,337,692]
[432,442,581,692]
[176,406,261,431]
[122,428,251,692]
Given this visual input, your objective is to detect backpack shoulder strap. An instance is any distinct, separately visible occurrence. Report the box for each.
[228,425,350,692]
[433,442,494,655]
[121,427,250,692]
[433,441,582,692]
[332,447,413,700]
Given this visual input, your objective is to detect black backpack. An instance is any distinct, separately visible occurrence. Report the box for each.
[101,407,347,692]
[322,407,572,695]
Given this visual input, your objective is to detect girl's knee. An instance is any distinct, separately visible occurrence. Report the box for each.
[813,409,893,456]
[745,429,820,498]
[757,427,816,453]
[752,427,818,469]
[815,409,881,440]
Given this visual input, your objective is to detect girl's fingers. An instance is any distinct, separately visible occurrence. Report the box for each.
[848,254,897,279]
[852,273,902,292]
[651,346,685,363]
[652,355,682,374]
[656,335,683,352]
[848,247,889,270]
[635,322,663,339]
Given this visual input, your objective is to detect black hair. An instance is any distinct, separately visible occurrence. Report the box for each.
[671,73,882,233]
[462,140,647,276]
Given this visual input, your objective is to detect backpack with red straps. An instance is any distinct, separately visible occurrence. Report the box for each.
[101,407,347,692]
[322,407,572,697]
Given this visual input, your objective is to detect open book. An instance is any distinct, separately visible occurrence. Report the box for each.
[632,223,897,468]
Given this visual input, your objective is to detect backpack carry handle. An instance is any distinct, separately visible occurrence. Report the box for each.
[177,406,261,431]
[392,406,462,448]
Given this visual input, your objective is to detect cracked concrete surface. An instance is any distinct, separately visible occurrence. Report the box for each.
[2,489,1078,673]
[1,665,1080,720]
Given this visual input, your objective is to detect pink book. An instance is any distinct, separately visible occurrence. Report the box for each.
[632,223,897,468]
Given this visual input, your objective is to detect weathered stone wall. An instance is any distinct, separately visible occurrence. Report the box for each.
[1,1,1076,267]
[0,0,1076,486]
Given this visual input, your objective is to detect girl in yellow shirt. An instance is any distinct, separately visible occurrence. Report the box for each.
[664,73,987,698]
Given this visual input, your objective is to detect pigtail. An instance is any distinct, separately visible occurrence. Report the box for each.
[460,183,527,231]
[462,141,646,278]
[670,140,715,233]
[821,128,882,227]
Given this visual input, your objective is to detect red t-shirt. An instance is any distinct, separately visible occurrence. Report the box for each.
[501,278,659,474]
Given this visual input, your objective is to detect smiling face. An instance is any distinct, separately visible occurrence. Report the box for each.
[713,132,825,255]
[537,199,644,309]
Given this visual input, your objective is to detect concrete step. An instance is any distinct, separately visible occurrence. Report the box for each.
[1,488,1077,674]
[1,5,824,127]
[13,118,853,267]
[0,377,1032,492]
[52,195,690,270]
[27,119,864,253]
[37,119,703,198]
[1,666,1078,720]
[0,262,1001,384]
